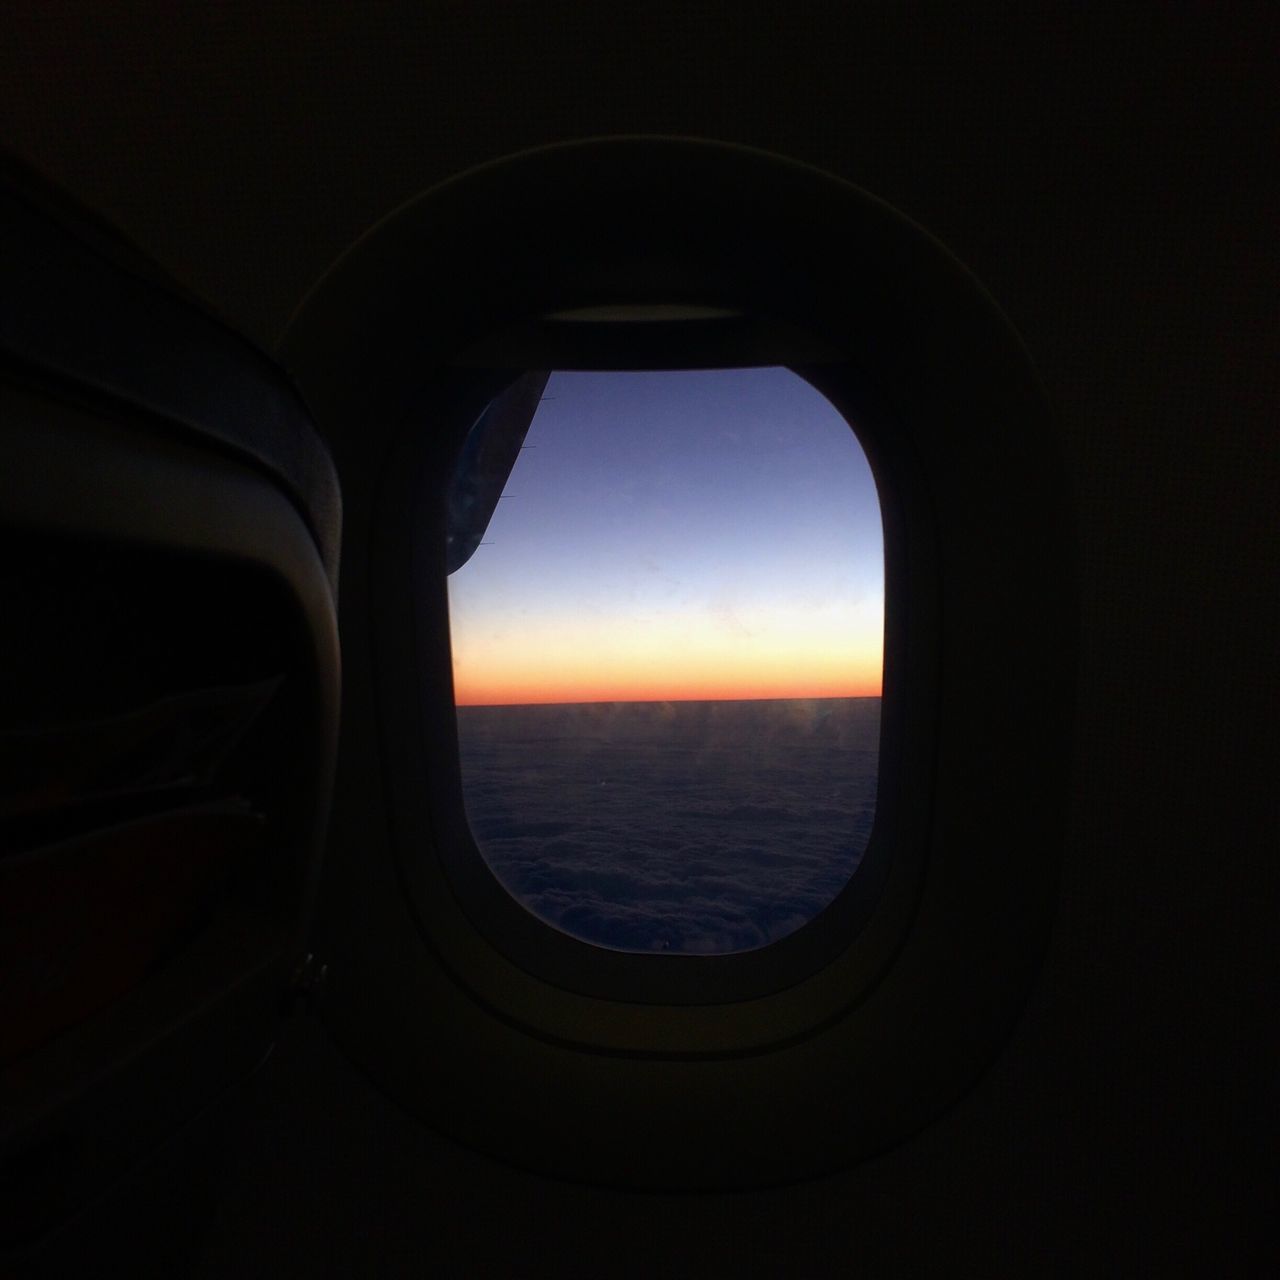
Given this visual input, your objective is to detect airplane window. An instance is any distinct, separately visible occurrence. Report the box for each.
[445,367,883,955]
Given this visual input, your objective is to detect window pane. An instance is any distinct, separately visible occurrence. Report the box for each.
[446,368,883,955]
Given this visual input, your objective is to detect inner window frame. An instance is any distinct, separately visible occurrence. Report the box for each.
[375,349,935,1008]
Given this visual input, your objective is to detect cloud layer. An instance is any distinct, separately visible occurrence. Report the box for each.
[457,698,879,954]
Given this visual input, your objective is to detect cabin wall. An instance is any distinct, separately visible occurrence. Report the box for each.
[1,5,1272,1274]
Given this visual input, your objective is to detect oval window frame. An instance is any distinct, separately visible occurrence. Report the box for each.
[372,355,932,1027]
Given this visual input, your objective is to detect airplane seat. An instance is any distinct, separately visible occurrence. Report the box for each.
[0,156,341,1257]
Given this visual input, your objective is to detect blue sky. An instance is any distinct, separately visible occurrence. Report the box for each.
[446,367,884,704]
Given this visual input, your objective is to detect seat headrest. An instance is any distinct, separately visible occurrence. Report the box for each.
[0,156,341,588]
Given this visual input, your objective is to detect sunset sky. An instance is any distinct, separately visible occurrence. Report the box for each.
[446,367,883,706]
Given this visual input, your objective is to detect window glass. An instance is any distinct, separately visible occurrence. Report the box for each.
[446,368,882,954]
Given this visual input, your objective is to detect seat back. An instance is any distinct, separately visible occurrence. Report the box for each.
[0,158,340,1254]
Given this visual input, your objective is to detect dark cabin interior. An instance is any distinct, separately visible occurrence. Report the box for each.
[0,6,1274,1276]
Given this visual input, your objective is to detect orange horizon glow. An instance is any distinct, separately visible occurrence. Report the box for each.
[452,646,883,706]
[454,681,882,707]
[450,600,884,707]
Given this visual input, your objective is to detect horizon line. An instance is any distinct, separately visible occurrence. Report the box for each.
[456,692,883,709]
